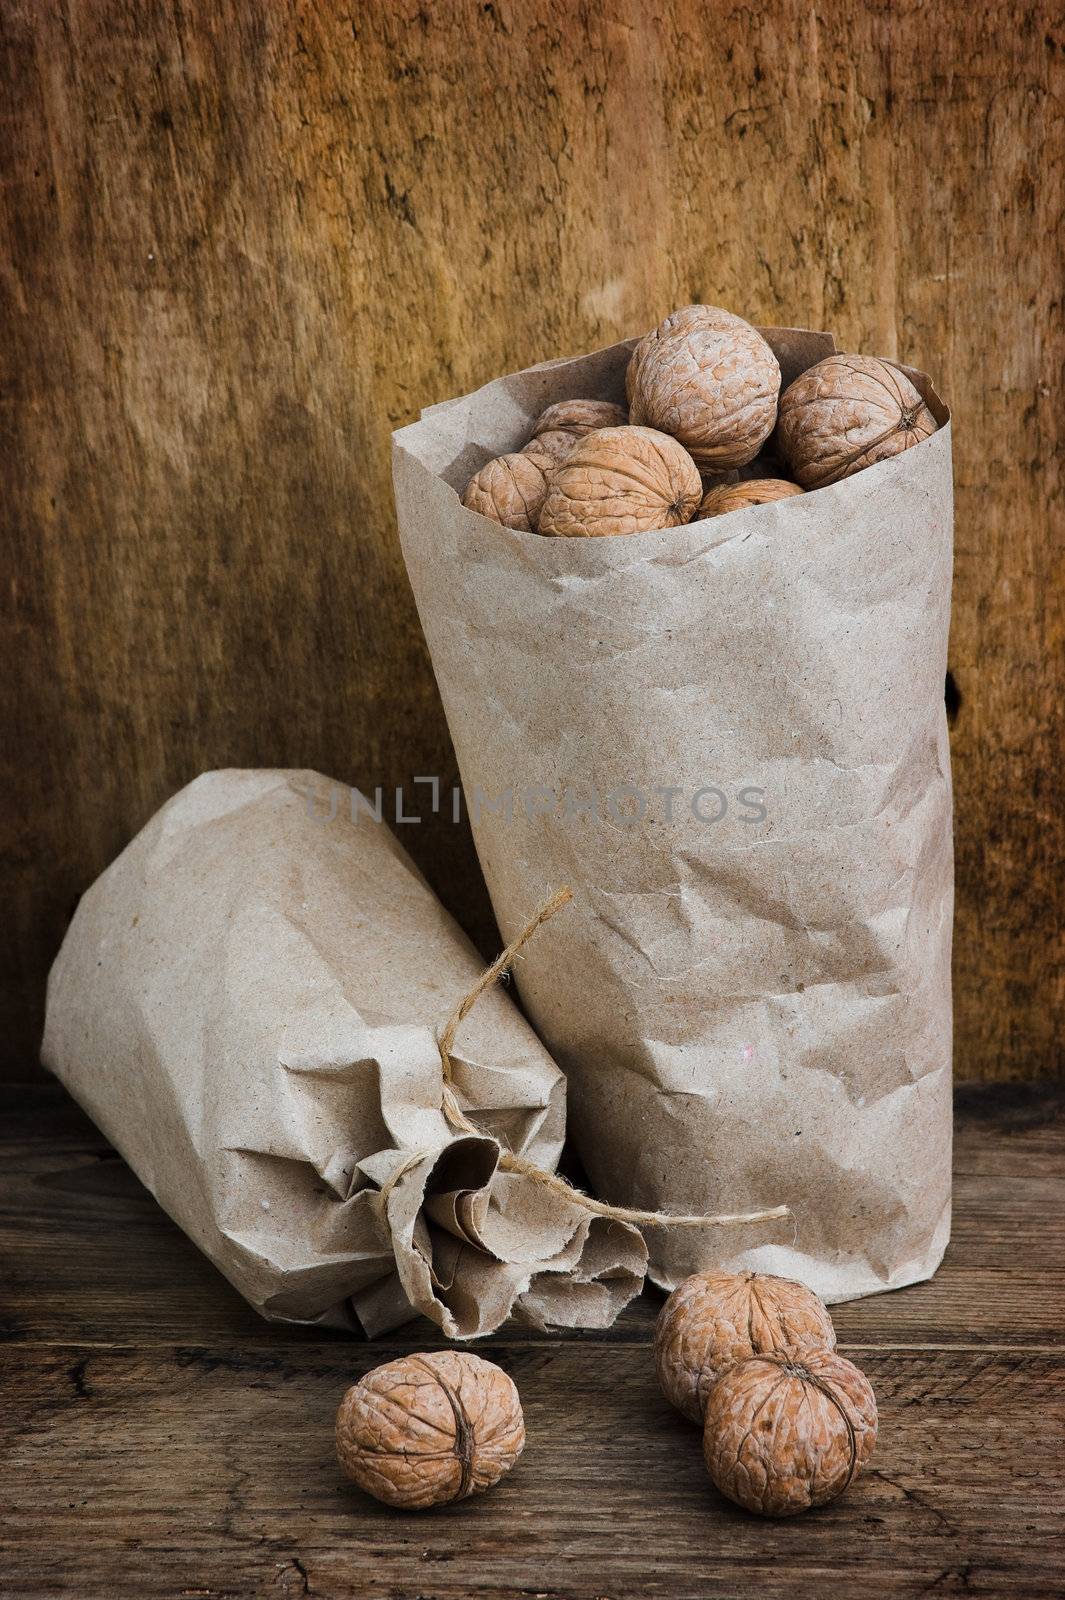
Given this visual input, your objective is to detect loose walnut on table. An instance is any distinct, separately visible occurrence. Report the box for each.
[336,1351,525,1510]
[655,1270,836,1424]
[703,1349,878,1516]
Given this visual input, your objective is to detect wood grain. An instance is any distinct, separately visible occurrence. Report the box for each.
[1,1082,1063,1598]
[3,1346,1063,1600]
[1,1,1063,1081]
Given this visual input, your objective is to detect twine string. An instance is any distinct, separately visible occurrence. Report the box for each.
[380,886,790,1233]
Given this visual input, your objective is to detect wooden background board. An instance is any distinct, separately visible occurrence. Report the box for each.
[2,1080,1063,1599]
[1,0,1063,1081]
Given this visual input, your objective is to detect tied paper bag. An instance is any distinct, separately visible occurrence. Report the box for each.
[42,768,651,1337]
[392,328,954,1304]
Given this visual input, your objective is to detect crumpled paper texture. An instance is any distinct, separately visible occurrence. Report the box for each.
[392,328,954,1304]
[42,769,647,1336]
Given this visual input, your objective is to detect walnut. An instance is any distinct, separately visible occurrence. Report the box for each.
[521,400,627,473]
[521,447,557,475]
[627,305,781,470]
[462,451,552,532]
[776,353,938,489]
[626,304,728,404]
[523,429,578,468]
[336,1351,524,1510]
[703,1350,878,1517]
[531,399,628,440]
[696,478,804,520]
[538,425,701,539]
[655,1270,836,1423]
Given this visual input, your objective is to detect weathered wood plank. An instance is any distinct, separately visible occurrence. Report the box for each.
[2,1345,1062,1600]
[1,1,1063,1083]
[1,1086,1062,1596]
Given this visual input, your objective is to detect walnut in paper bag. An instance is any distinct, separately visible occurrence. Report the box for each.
[392,330,954,1308]
[42,769,647,1337]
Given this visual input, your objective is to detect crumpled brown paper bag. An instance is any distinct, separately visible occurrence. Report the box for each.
[392,327,954,1304]
[41,769,649,1337]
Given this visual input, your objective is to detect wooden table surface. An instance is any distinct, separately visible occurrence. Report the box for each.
[2,1081,1062,1600]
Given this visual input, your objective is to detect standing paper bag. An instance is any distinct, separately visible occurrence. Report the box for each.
[393,328,954,1303]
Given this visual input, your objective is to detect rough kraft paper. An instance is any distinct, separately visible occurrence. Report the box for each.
[393,327,954,1303]
[42,769,647,1336]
